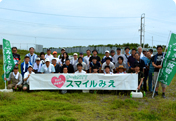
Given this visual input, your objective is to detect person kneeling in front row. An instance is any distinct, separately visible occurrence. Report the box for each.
[4,66,22,90]
[23,65,35,91]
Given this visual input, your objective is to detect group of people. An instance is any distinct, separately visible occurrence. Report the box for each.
[4,45,166,98]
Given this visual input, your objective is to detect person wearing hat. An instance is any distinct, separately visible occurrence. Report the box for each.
[45,48,53,62]
[110,50,115,58]
[75,57,87,72]
[33,57,42,73]
[112,48,126,65]
[40,58,55,73]
[70,53,78,70]
[124,47,131,71]
[25,47,38,65]
[52,58,61,73]
[58,48,66,59]
[52,51,60,64]
[21,56,32,77]
[23,65,35,91]
[116,65,126,74]
[4,66,23,90]
[84,50,91,73]
[89,49,101,64]
[101,57,115,73]
[101,50,112,64]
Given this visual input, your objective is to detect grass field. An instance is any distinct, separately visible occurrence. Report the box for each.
[0,50,176,121]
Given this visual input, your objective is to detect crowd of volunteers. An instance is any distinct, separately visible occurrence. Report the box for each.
[4,45,166,98]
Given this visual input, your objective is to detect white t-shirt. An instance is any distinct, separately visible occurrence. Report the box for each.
[104,72,113,74]
[101,62,115,72]
[75,62,88,71]
[45,54,53,62]
[75,70,86,74]
[84,55,91,69]
[24,71,35,84]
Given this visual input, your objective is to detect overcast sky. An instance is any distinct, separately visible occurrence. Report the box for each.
[0,0,176,48]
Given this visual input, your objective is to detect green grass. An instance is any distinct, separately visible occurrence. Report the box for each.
[0,49,176,121]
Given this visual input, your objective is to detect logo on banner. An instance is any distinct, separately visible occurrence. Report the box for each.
[51,75,66,88]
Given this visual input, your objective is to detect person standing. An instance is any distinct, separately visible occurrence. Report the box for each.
[89,49,101,64]
[60,52,69,66]
[110,50,115,58]
[12,47,21,66]
[25,47,37,66]
[112,48,126,65]
[152,45,166,98]
[137,46,144,59]
[133,53,145,73]
[149,49,154,57]
[84,50,91,73]
[146,52,154,92]
[89,57,101,73]
[58,48,65,59]
[40,52,45,65]
[128,48,137,73]
[124,47,131,71]
[70,53,78,71]
[45,48,53,62]
[52,51,60,64]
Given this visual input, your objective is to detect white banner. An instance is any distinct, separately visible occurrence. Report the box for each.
[29,74,138,90]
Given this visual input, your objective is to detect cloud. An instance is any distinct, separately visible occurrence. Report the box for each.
[174,0,176,4]
[0,0,2,2]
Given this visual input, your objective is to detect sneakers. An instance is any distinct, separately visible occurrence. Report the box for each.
[154,91,159,97]
[162,93,166,98]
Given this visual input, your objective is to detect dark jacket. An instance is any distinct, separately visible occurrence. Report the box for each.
[62,64,74,73]
[54,63,61,73]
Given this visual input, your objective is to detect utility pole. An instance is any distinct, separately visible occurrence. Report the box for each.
[139,13,145,48]
[152,36,153,49]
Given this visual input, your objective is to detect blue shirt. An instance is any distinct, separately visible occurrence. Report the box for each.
[21,62,32,77]
[147,59,154,73]
[25,53,37,65]
[141,56,148,66]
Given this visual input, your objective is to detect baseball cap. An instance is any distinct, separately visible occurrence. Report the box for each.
[35,57,40,61]
[53,51,57,54]
[52,58,57,60]
[14,66,18,69]
[79,52,83,55]
[28,65,33,68]
[73,53,78,56]
[45,58,50,62]
[105,50,110,53]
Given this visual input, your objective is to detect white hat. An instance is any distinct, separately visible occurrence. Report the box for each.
[45,58,50,62]
[105,50,110,53]
[28,65,33,68]
[73,53,78,56]
[35,57,40,61]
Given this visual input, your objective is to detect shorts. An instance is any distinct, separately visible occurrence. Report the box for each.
[153,72,167,88]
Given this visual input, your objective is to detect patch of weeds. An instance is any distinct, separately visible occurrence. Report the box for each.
[0,92,14,101]
[53,116,77,121]
[111,99,139,109]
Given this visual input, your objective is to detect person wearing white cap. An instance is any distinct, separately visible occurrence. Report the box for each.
[23,65,35,91]
[101,50,112,64]
[40,58,55,73]
[52,58,61,73]
[70,53,78,71]
[33,57,42,73]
